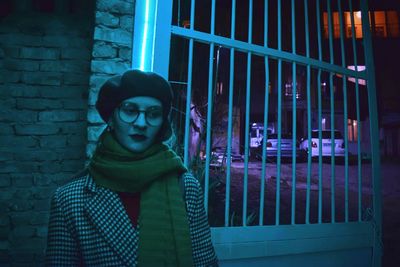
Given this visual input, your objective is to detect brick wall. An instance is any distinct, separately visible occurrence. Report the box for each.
[86,0,134,157]
[0,1,94,265]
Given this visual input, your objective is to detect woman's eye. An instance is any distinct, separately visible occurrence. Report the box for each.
[122,108,137,115]
[148,109,162,118]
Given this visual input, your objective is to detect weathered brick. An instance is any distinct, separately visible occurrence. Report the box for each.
[10,226,36,239]
[95,11,119,27]
[29,212,49,225]
[32,187,54,200]
[93,27,131,46]
[9,200,34,212]
[88,126,106,141]
[89,74,109,90]
[16,99,63,110]
[119,47,132,61]
[0,176,11,187]
[2,46,20,58]
[32,174,53,186]
[87,108,104,123]
[10,213,35,226]
[57,121,87,134]
[14,150,59,161]
[33,199,51,211]
[0,123,14,134]
[9,237,45,249]
[0,47,4,58]
[63,73,90,85]
[21,72,62,86]
[11,174,33,187]
[62,99,87,110]
[91,60,129,75]
[2,71,21,83]
[0,188,15,200]
[61,48,91,60]
[0,98,16,108]
[2,85,38,98]
[39,135,67,148]
[60,60,90,73]
[38,110,85,122]
[0,33,43,46]
[0,152,13,161]
[0,136,38,147]
[55,146,86,160]
[120,15,133,31]
[0,109,38,123]
[0,226,11,239]
[92,42,117,58]
[15,123,60,135]
[97,0,134,15]
[40,60,89,73]
[13,189,33,199]
[67,135,86,146]
[39,86,85,99]
[3,59,40,71]
[0,163,17,174]
[35,226,48,238]
[61,160,85,172]
[19,47,60,60]
[42,36,90,48]
[14,162,40,172]
[0,215,9,227]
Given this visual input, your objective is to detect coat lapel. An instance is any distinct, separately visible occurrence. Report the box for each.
[84,175,138,266]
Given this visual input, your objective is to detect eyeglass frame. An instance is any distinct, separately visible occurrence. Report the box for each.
[117,104,164,126]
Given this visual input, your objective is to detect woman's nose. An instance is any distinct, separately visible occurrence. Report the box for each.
[133,112,147,128]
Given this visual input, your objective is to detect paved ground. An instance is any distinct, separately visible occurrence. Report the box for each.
[208,158,400,266]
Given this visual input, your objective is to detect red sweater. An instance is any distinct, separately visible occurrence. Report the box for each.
[117,192,141,227]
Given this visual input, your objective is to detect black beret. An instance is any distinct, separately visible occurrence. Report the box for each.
[96,69,173,141]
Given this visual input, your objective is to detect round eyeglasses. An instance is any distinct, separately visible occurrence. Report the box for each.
[118,104,163,126]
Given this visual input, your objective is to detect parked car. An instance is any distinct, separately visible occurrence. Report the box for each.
[299,129,345,157]
[253,133,302,161]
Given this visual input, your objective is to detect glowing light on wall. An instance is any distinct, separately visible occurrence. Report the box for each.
[139,0,150,70]
[132,0,158,71]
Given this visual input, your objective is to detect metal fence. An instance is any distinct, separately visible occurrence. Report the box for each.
[132,0,382,265]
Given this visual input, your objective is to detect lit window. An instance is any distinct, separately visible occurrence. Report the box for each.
[387,11,400,37]
[348,119,358,141]
[344,11,363,39]
[374,11,387,37]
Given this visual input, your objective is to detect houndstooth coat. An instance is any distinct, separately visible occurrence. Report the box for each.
[45,172,218,267]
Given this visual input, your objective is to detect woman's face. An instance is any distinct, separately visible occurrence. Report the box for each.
[110,96,164,153]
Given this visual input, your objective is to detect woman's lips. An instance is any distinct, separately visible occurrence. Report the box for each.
[130,134,147,141]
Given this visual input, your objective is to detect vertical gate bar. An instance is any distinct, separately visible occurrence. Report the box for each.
[183,40,194,167]
[361,0,383,265]
[259,0,270,226]
[349,0,363,222]
[327,0,336,223]
[243,0,253,226]
[202,0,217,217]
[225,0,237,227]
[337,0,349,223]
[183,0,196,167]
[290,0,297,225]
[304,0,311,225]
[276,0,282,226]
[204,43,215,214]
[316,0,323,224]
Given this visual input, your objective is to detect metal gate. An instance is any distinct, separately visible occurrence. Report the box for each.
[131,0,382,266]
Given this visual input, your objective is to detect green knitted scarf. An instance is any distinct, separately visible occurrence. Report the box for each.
[89,130,193,267]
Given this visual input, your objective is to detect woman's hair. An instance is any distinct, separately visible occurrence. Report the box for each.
[96,70,173,141]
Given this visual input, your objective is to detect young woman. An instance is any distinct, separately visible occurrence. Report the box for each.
[45,70,218,266]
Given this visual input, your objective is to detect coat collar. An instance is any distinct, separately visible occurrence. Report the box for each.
[84,174,138,266]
